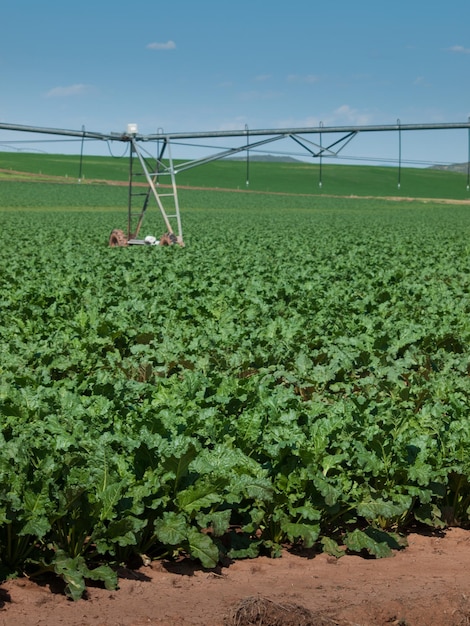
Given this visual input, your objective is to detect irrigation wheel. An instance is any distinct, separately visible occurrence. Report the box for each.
[109,229,128,247]
[159,232,178,246]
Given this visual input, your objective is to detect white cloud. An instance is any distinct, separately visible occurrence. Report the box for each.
[254,74,271,82]
[147,40,176,50]
[44,84,92,98]
[447,45,470,54]
[329,105,373,126]
[287,74,319,84]
[217,116,249,131]
[413,76,431,87]
[277,106,375,130]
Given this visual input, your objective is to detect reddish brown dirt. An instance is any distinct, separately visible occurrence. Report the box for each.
[1,528,470,626]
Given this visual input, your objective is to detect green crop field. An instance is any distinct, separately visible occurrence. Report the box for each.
[1,149,470,199]
[1,155,470,599]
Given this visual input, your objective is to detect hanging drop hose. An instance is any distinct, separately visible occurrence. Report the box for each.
[78,125,85,182]
[245,123,250,187]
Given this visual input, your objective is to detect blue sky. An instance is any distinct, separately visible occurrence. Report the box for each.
[1,0,470,166]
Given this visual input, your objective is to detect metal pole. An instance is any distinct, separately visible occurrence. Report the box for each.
[128,142,134,238]
[467,117,470,192]
[166,140,184,243]
[156,127,164,186]
[397,118,402,189]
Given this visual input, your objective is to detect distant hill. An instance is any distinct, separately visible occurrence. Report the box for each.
[428,162,470,173]
[227,154,302,163]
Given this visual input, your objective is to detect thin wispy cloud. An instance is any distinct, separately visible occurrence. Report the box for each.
[254,74,271,82]
[287,74,319,84]
[45,84,92,98]
[447,45,470,54]
[413,76,431,86]
[147,40,176,50]
[217,117,248,131]
[329,105,373,126]
[238,89,282,101]
[278,106,372,129]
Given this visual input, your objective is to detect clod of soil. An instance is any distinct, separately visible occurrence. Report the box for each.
[223,595,342,626]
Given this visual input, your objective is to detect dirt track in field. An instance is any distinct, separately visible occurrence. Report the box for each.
[1,528,470,626]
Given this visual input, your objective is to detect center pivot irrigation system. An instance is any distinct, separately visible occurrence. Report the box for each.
[1,119,470,247]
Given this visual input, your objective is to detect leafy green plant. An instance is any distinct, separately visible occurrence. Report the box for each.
[1,186,470,598]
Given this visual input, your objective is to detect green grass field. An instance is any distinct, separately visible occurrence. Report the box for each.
[1,149,470,200]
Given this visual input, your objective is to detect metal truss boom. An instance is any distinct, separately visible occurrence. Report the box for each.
[2,120,470,144]
[0,121,110,141]
[142,121,470,142]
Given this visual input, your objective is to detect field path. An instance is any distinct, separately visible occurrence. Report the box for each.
[1,528,470,625]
